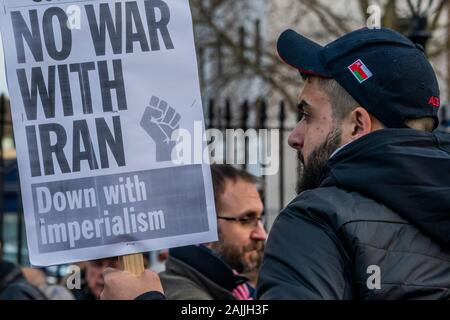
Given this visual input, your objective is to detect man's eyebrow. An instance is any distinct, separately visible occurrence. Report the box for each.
[236,210,257,218]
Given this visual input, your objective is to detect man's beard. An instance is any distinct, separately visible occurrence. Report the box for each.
[296,126,342,194]
[211,238,265,274]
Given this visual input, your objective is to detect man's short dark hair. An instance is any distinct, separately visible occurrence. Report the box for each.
[315,77,435,132]
[211,165,258,211]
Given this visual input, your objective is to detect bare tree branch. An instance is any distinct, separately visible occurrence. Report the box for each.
[430,0,447,31]
[190,0,450,110]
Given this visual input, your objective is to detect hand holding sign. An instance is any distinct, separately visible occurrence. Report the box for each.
[140,95,181,162]
[101,267,164,300]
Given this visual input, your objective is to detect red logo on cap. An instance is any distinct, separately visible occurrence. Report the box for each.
[428,96,440,108]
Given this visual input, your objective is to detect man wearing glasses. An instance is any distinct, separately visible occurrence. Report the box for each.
[157,164,267,300]
[101,164,267,300]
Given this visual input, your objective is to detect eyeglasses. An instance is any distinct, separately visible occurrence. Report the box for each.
[217,214,266,229]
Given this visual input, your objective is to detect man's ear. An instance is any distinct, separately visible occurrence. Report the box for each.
[347,107,372,140]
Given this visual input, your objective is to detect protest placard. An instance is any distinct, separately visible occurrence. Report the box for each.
[0,0,218,266]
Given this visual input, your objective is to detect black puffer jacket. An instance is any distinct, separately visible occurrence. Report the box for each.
[258,129,450,300]
[0,260,47,300]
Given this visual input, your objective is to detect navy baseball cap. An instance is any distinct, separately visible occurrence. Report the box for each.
[277,28,441,130]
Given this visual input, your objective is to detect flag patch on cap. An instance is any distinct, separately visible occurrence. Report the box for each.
[348,59,373,83]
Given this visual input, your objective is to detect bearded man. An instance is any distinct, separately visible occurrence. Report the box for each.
[158,164,267,300]
[257,27,450,300]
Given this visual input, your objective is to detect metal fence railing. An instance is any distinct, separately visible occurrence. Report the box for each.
[1,93,450,265]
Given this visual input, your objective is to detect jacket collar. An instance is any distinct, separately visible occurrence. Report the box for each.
[169,245,248,291]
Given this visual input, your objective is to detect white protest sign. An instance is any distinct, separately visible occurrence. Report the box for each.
[0,0,218,266]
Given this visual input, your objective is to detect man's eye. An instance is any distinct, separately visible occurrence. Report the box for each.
[298,111,310,121]
[239,217,252,225]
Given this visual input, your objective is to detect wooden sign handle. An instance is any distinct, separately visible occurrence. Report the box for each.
[119,253,145,276]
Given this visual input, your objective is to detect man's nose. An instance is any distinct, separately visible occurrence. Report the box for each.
[251,221,267,241]
[288,125,304,151]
